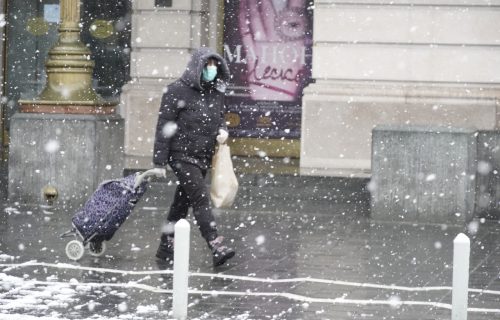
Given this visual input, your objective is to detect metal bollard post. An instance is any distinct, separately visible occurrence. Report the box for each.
[172,219,190,320]
[452,233,470,320]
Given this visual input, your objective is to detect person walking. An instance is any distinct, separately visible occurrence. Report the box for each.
[152,47,235,267]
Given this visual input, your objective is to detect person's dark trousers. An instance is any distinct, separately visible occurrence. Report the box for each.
[165,160,218,242]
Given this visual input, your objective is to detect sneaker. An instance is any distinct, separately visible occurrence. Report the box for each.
[156,234,174,261]
[208,236,235,266]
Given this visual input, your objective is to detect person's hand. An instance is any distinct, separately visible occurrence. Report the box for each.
[154,164,172,172]
[238,0,308,101]
[151,168,167,178]
[216,128,229,144]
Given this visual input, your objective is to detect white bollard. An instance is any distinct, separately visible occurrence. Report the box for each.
[172,219,190,320]
[452,233,470,320]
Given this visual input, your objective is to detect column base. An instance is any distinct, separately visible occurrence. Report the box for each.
[371,126,477,224]
[8,113,124,206]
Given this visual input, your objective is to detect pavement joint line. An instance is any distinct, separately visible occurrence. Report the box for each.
[2,274,500,314]
[2,261,500,297]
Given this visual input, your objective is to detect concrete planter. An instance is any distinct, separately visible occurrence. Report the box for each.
[371,125,477,224]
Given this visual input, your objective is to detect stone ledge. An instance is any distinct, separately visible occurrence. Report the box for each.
[19,103,116,115]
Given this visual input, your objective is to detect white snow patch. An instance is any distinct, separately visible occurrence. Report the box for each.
[136,304,159,313]
[0,273,77,312]
[161,223,175,235]
[44,140,60,153]
[117,301,128,312]
[388,295,402,308]
[0,254,15,262]
[425,174,436,182]
[4,207,20,215]
[467,220,480,235]
[477,161,492,175]
[366,180,376,193]
[255,235,265,246]
[162,122,178,138]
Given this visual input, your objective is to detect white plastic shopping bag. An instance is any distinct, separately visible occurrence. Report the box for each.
[210,144,238,208]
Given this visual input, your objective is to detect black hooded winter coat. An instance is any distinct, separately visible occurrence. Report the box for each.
[153,47,230,169]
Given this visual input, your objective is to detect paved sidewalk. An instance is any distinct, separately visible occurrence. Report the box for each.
[0,181,499,319]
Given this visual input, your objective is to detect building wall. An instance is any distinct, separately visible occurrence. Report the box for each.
[301,0,500,176]
[121,0,500,175]
[120,0,220,158]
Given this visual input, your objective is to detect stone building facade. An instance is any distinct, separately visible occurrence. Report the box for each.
[121,0,500,176]
[2,0,500,177]
[301,0,500,176]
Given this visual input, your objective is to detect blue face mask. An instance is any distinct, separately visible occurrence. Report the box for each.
[202,65,217,82]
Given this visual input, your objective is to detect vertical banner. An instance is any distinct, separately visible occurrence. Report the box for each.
[223,0,313,140]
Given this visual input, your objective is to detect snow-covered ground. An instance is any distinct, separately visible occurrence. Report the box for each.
[1,203,499,319]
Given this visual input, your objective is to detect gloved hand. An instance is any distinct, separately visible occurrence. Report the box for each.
[154,164,172,172]
[216,128,229,144]
[153,168,167,178]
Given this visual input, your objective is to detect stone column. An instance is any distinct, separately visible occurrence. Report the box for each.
[120,0,215,163]
[300,0,500,177]
[8,0,124,206]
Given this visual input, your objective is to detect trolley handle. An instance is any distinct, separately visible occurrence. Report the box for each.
[133,168,167,190]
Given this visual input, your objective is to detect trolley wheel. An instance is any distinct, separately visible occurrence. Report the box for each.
[88,241,106,257]
[65,240,85,261]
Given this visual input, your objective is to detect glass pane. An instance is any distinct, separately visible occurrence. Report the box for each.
[5,0,59,118]
[4,0,131,122]
[81,0,131,98]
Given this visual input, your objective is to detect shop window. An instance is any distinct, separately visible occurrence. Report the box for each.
[5,0,131,116]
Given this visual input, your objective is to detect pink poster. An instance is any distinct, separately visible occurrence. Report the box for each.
[223,0,313,139]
